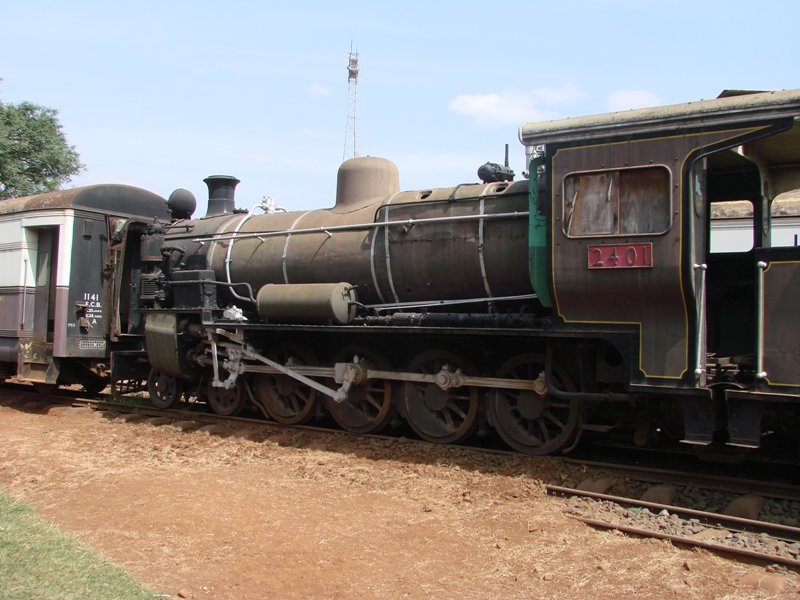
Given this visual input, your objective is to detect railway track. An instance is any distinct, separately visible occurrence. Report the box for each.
[549,454,800,568]
[4,383,800,568]
[562,458,800,503]
[0,381,525,454]
[549,484,800,568]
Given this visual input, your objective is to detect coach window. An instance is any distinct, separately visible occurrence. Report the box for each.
[563,166,671,237]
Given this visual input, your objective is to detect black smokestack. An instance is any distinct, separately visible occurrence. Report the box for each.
[203,175,240,217]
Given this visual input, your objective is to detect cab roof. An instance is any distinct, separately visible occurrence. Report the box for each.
[519,89,800,150]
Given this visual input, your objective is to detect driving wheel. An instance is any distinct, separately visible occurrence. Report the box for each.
[255,343,319,425]
[206,375,245,416]
[488,353,579,455]
[400,349,479,444]
[323,346,394,434]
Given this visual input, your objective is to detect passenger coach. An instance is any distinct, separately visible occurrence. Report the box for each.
[0,185,174,393]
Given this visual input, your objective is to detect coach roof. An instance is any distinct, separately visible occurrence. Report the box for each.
[0,184,170,220]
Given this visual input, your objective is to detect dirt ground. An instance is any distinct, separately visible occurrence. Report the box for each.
[1,393,798,599]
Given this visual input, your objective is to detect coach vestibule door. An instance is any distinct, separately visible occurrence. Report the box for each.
[33,227,59,344]
[17,225,61,385]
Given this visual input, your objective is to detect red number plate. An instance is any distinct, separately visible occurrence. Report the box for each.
[588,243,653,269]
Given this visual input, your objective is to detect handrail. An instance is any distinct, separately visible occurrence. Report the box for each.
[693,263,708,378]
[756,260,768,379]
[186,211,529,244]
[20,258,28,330]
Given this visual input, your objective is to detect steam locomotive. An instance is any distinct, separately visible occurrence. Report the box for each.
[3,89,800,457]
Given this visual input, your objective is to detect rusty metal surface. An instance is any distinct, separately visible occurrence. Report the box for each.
[547,485,800,542]
[561,458,800,502]
[178,170,532,307]
[548,135,693,381]
[255,282,357,324]
[567,515,800,569]
[215,200,530,306]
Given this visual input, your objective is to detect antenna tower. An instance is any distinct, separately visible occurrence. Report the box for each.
[343,43,359,162]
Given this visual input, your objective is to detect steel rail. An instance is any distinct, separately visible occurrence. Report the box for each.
[548,484,800,567]
[5,384,800,503]
[561,458,800,502]
[364,293,538,312]
[0,385,525,457]
[568,516,800,568]
[756,260,768,379]
[547,485,800,542]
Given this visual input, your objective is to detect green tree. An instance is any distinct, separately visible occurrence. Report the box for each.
[0,96,85,199]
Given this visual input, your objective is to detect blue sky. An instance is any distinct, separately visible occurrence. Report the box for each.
[2,1,798,215]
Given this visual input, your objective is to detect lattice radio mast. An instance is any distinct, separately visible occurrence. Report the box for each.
[343,43,359,162]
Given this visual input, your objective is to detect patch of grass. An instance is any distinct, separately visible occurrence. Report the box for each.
[106,394,151,407]
[0,491,154,600]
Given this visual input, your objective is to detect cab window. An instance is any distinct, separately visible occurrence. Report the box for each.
[564,166,671,237]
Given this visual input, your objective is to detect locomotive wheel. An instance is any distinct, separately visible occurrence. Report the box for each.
[488,353,579,455]
[255,343,319,425]
[400,349,479,444]
[82,379,108,398]
[323,347,394,434]
[206,376,245,416]
[147,369,183,409]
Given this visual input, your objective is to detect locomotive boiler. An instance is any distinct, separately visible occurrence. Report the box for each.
[163,156,532,317]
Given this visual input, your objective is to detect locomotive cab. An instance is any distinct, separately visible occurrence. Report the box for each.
[520,89,800,451]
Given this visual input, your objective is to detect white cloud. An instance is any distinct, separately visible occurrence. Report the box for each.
[606,90,661,112]
[308,83,332,97]
[448,85,584,126]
